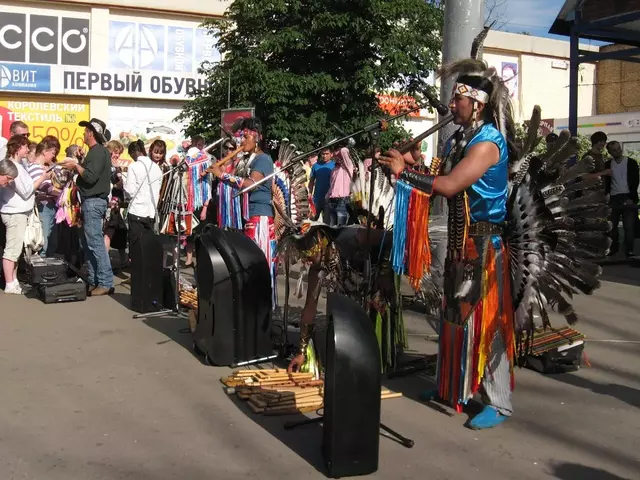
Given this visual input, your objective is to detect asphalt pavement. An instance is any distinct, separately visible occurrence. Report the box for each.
[0,262,638,480]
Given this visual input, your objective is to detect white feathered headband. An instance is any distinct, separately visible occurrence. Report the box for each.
[437,58,515,141]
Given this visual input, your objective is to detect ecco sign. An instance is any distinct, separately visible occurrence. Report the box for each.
[0,13,90,66]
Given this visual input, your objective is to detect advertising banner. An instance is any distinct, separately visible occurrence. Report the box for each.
[377,94,421,118]
[221,108,255,138]
[0,97,90,153]
[0,64,208,100]
[0,63,51,93]
[109,21,220,73]
[107,120,187,161]
[538,119,555,137]
[59,67,208,101]
[0,13,90,66]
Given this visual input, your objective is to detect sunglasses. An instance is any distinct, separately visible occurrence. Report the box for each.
[19,132,30,138]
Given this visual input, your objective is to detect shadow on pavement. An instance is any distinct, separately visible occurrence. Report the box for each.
[598,264,640,287]
[548,372,640,409]
[550,462,632,480]
[227,386,327,475]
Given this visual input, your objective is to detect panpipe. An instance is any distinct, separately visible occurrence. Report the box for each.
[222,369,402,416]
[522,326,585,356]
[179,288,198,309]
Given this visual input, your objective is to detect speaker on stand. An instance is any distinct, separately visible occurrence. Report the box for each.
[194,226,277,367]
[284,293,414,479]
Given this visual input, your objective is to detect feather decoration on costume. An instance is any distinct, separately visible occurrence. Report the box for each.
[509,106,611,332]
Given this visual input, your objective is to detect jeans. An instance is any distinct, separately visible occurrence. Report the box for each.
[313,197,326,222]
[324,196,349,227]
[38,203,58,257]
[610,194,636,256]
[81,197,113,288]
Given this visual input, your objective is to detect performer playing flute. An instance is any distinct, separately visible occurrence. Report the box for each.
[379,55,610,429]
[214,138,244,230]
[208,117,278,305]
[380,62,516,430]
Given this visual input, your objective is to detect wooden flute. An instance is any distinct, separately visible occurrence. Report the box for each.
[396,115,454,154]
[204,145,245,173]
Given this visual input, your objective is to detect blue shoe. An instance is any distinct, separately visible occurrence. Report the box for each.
[467,406,507,430]
[418,389,438,402]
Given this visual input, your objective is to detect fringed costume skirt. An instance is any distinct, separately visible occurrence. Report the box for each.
[244,215,278,308]
[436,234,516,411]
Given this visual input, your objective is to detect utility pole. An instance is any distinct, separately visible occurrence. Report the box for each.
[428,0,485,303]
[433,0,485,216]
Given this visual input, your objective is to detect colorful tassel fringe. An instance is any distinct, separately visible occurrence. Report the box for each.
[436,240,516,409]
[391,179,432,287]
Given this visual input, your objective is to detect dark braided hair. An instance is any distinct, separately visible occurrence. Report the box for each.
[128,139,146,159]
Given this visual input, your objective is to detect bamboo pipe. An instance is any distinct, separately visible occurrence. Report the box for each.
[204,145,245,173]
[396,115,454,154]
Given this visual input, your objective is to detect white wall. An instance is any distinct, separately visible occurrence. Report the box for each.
[484,31,597,123]
[33,0,230,17]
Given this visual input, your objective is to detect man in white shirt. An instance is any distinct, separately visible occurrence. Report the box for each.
[605,141,639,258]
[123,152,163,252]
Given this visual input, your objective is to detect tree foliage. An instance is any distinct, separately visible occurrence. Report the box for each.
[515,122,593,158]
[178,0,443,153]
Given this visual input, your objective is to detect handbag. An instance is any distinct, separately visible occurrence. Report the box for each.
[24,205,45,255]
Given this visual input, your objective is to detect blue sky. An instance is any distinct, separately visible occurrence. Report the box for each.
[491,0,607,45]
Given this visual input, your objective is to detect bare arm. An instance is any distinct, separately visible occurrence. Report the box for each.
[433,142,500,198]
[378,142,500,198]
[308,177,316,197]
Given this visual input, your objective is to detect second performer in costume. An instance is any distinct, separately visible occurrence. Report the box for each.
[209,117,278,306]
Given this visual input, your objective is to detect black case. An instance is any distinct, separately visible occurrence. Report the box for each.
[27,256,69,285]
[130,230,164,313]
[38,277,87,304]
[524,343,585,374]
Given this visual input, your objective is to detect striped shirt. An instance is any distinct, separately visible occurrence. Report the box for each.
[25,162,55,205]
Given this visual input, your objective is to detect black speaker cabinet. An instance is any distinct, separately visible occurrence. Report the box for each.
[323,293,382,478]
[130,230,164,313]
[194,226,273,367]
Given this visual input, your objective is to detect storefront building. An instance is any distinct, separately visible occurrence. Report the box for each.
[0,0,229,156]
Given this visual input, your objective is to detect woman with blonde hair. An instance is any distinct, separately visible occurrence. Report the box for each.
[0,135,51,294]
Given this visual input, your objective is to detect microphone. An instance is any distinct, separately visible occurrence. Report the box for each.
[425,90,450,116]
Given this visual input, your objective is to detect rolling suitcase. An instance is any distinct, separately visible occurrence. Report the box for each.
[38,277,87,303]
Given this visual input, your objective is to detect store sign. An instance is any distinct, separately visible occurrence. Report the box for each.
[0,62,51,92]
[538,119,555,137]
[109,21,220,72]
[0,13,90,66]
[377,94,421,117]
[0,97,90,152]
[60,67,208,100]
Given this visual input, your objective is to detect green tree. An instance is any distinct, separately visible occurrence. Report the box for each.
[178,0,443,153]
[515,122,592,158]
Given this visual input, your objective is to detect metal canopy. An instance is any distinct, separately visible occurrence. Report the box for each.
[549,0,640,139]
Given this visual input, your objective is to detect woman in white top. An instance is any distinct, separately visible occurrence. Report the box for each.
[0,135,51,294]
[123,140,162,259]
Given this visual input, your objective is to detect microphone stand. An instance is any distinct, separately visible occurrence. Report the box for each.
[232,105,424,199]
[133,160,190,321]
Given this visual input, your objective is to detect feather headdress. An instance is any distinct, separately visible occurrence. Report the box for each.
[437,58,515,143]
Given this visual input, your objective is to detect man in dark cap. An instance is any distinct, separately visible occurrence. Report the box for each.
[62,118,114,296]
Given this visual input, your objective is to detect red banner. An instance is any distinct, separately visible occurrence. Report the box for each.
[538,119,555,137]
[221,108,255,137]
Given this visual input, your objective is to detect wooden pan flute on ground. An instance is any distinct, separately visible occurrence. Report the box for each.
[521,326,586,356]
[222,369,403,416]
[179,288,198,310]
